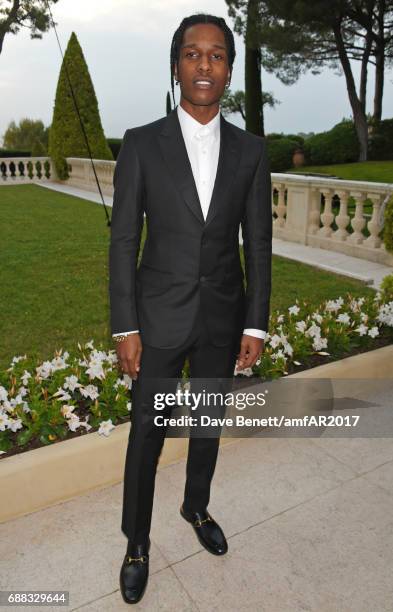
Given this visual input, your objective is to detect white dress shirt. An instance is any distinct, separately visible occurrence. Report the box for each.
[113,103,266,341]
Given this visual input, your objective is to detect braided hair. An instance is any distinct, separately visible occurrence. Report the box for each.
[170,13,236,108]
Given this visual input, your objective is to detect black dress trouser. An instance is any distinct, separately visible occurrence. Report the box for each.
[121,303,242,544]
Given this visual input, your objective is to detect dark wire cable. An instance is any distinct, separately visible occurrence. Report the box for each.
[44,0,111,226]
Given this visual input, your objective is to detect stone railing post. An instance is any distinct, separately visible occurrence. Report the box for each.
[347,191,366,245]
[317,189,334,237]
[332,190,350,241]
[364,193,383,249]
[283,180,311,244]
[273,182,286,228]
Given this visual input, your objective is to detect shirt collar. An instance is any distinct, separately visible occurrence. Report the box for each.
[177,103,220,143]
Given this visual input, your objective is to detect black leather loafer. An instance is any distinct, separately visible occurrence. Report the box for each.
[119,539,150,604]
[180,504,228,555]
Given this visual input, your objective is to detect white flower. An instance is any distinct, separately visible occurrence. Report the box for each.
[114,375,132,390]
[0,413,11,431]
[325,297,344,313]
[63,375,81,392]
[295,320,307,333]
[0,386,8,402]
[85,340,95,350]
[86,361,105,380]
[360,312,369,323]
[234,364,254,376]
[51,355,68,371]
[98,419,115,436]
[277,314,285,323]
[368,326,379,338]
[85,350,108,380]
[355,324,368,336]
[21,371,31,386]
[349,299,359,313]
[80,420,92,431]
[53,388,72,402]
[242,367,254,377]
[1,400,13,413]
[79,384,99,400]
[312,336,328,351]
[283,342,293,356]
[288,305,300,316]
[271,349,286,362]
[36,361,53,380]
[377,302,393,327]
[106,351,118,366]
[8,418,23,432]
[17,386,28,398]
[325,300,337,312]
[305,323,321,338]
[127,402,132,412]
[61,404,76,418]
[312,312,323,324]
[11,393,26,407]
[67,413,81,432]
[114,378,127,389]
[336,313,351,324]
[10,355,27,366]
[268,334,282,349]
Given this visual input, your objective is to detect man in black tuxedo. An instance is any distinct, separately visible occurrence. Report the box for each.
[109,13,272,604]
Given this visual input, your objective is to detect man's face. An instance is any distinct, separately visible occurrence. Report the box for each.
[174,23,231,107]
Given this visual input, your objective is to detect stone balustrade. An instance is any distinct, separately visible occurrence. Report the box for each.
[1,156,392,266]
[271,173,393,266]
[0,157,55,182]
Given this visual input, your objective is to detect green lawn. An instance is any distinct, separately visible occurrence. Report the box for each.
[0,184,377,370]
[288,160,393,183]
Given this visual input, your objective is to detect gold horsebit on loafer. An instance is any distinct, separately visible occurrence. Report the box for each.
[194,516,213,527]
[125,555,148,564]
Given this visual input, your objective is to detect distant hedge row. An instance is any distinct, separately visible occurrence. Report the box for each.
[0,150,32,158]
[265,118,393,172]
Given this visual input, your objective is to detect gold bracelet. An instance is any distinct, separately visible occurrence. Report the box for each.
[112,334,132,343]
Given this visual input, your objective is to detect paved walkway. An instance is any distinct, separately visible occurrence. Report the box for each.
[37,182,393,291]
[1,379,393,611]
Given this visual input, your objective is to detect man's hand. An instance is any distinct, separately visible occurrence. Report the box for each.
[236,334,264,371]
[116,334,142,380]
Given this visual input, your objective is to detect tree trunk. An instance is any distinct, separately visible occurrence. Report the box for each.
[359,31,373,113]
[245,0,264,136]
[373,0,386,122]
[333,21,369,161]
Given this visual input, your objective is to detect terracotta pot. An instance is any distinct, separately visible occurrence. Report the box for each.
[292,148,305,167]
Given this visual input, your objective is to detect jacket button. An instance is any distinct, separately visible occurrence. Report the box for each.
[200,276,206,282]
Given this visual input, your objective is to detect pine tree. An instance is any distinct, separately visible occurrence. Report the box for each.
[49,31,113,179]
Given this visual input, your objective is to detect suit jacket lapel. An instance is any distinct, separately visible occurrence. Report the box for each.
[157,107,241,227]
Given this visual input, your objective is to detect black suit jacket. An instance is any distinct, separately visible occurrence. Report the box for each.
[109,107,272,349]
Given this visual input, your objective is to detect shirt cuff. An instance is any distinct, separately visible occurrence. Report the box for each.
[112,330,139,337]
[243,328,266,339]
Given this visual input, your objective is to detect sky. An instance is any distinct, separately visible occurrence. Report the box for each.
[1,0,392,144]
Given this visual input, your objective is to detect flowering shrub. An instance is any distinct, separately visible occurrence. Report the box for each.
[249,290,393,379]
[1,292,392,455]
[0,341,132,455]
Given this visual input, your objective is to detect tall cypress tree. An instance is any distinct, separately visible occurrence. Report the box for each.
[49,32,113,179]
